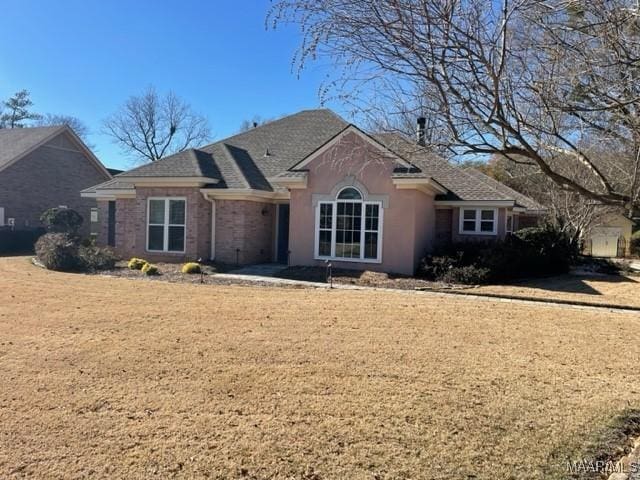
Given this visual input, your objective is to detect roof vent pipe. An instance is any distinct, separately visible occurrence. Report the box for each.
[416,117,426,146]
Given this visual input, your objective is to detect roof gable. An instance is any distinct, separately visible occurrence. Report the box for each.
[0,126,64,171]
[287,125,415,172]
[0,126,111,179]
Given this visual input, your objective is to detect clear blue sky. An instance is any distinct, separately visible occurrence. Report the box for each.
[0,0,341,170]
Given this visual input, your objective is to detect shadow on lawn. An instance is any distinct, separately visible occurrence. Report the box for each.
[545,408,640,480]
[499,273,638,296]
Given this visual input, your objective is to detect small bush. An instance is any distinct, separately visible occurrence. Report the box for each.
[141,263,159,276]
[78,245,117,271]
[35,233,79,271]
[631,231,640,256]
[128,258,147,270]
[419,224,579,284]
[181,262,201,274]
[40,208,83,236]
[440,265,490,285]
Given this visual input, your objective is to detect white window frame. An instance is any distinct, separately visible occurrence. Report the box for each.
[459,207,498,235]
[505,212,514,234]
[90,208,99,223]
[314,188,384,264]
[146,197,187,254]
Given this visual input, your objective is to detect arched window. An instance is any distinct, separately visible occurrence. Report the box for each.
[316,186,382,262]
[337,187,362,200]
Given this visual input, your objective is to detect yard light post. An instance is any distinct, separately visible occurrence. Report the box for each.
[197,257,204,284]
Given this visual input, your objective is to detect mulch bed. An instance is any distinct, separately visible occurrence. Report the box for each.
[275,266,471,291]
[93,262,470,291]
[94,262,310,289]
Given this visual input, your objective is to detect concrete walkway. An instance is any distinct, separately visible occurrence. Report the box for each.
[228,263,289,276]
[212,271,640,315]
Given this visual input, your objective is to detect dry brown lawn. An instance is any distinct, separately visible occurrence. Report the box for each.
[473,273,640,309]
[0,256,639,479]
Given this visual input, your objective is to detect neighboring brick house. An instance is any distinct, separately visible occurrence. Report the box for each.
[82,109,544,274]
[0,126,112,235]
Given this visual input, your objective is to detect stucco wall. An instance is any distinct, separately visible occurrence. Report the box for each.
[288,131,436,275]
[108,187,211,263]
[0,132,110,235]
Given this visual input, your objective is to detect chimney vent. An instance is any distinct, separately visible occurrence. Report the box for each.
[416,117,426,146]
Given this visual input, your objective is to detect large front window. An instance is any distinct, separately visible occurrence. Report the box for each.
[147,198,186,252]
[459,207,498,235]
[315,187,382,262]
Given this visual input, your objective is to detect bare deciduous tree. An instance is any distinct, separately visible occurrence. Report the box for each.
[35,114,91,143]
[238,115,276,133]
[489,155,617,245]
[104,86,210,163]
[269,0,640,213]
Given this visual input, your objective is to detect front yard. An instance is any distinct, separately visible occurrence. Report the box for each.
[1,256,639,479]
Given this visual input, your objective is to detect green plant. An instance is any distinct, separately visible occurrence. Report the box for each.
[631,231,640,256]
[78,245,118,271]
[419,224,578,284]
[35,233,79,271]
[440,265,490,285]
[128,258,147,270]
[40,208,83,236]
[181,262,201,274]
[141,263,159,276]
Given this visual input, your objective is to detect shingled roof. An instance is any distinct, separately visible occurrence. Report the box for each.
[90,109,541,208]
[463,167,545,211]
[373,133,524,204]
[0,126,63,170]
[113,109,348,190]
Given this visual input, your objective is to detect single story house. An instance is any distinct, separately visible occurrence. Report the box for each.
[82,109,543,275]
[0,126,112,235]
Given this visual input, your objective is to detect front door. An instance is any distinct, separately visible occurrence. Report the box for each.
[276,204,290,264]
[107,201,116,247]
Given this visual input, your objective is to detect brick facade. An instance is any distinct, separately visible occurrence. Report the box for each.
[101,189,276,266]
[214,200,275,265]
[104,187,212,263]
[434,208,453,247]
[0,132,110,235]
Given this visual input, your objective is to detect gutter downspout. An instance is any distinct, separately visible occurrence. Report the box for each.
[201,192,216,261]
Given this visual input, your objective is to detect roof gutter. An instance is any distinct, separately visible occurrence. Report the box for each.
[435,200,516,207]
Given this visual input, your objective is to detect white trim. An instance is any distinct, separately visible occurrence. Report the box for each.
[145,197,187,254]
[459,207,498,235]
[269,175,308,189]
[436,200,515,207]
[199,188,290,203]
[289,125,414,171]
[313,195,384,264]
[392,177,448,195]
[81,189,136,199]
[274,204,280,261]
[210,199,216,260]
[506,211,514,234]
[125,176,219,186]
[199,192,217,261]
[0,207,4,227]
